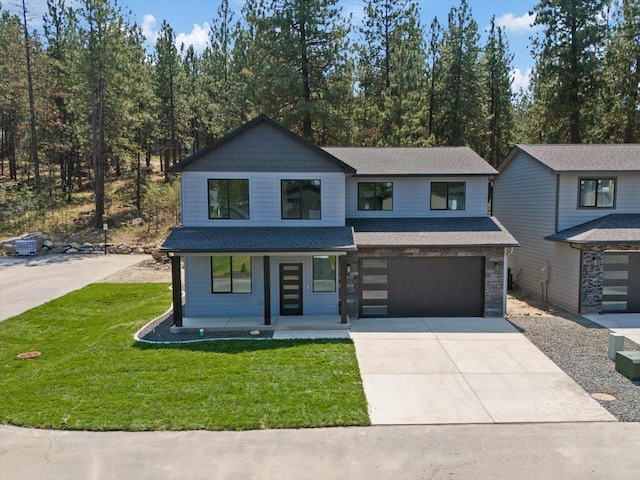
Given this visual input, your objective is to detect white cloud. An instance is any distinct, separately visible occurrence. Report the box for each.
[511,68,532,93]
[141,14,159,45]
[495,12,537,34]
[175,23,211,54]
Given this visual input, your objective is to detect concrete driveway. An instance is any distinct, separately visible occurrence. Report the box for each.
[350,317,616,425]
[0,254,148,321]
[583,313,640,346]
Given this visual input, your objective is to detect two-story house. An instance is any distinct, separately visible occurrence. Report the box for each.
[493,144,640,314]
[159,115,518,328]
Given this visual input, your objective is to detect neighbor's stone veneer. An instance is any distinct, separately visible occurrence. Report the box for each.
[344,247,506,319]
[580,244,639,314]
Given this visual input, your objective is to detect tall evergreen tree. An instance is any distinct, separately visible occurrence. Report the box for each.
[530,0,609,143]
[437,0,484,150]
[482,16,514,166]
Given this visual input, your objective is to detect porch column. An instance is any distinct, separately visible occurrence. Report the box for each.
[340,256,348,324]
[171,255,183,327]
[263,256,271,325]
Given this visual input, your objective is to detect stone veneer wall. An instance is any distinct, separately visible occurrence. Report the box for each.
[580,243,640,313]
[344,247,506,319]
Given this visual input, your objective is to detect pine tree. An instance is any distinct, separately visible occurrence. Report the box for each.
[437,0,484,150]
[482,16,514,166]
[530,0,609,143]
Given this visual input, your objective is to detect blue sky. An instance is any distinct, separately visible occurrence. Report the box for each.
[13,0,541,91]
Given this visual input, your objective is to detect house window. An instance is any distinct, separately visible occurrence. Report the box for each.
[358,182,393,211]
[579,178,615,208]
[208,179,250,219]
[313,256,336,292]
[211,256,252,293]
[281,180,321,219]
[431,182,466,210]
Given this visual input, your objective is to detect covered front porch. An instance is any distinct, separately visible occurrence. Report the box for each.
[159,226,357,328]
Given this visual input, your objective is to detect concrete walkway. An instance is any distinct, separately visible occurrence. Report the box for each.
[2,423,639,480]
[583,313,640,346]
[350,317,616,425]
[0,254,148,321]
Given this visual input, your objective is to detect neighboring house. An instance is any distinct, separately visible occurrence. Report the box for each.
[493,144,640,314]
[159,115,518,327]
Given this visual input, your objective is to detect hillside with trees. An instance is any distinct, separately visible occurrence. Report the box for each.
[0,0,638,244]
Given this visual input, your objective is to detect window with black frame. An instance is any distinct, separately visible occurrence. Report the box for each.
[579,178,615,208]
[430,182,466,210]
[358,182,393,211]
[208,179,250,219]
[281,179,321,219]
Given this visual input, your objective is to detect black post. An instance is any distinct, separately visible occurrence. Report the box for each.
[340,256,348,324]
[171,255,183,327]
[263,256,271,325]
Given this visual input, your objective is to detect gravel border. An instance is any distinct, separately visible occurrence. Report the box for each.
[508,313,640,422]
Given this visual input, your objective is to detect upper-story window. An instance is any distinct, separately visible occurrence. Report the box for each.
[208,179,250,219]
[358,182,393,211]
[579,178,615,208]
[281,179,321,219]
[430,182,466,210]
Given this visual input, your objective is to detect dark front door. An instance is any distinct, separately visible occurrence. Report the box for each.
[602,252,640,313]
[280,263,303,315]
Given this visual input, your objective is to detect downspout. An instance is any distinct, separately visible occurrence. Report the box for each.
[570,243,584,313]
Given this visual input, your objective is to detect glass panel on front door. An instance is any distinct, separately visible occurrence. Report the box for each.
[279,263,303,315]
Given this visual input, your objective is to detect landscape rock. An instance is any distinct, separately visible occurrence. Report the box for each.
[133,247,145,254]
[42,240,54,249]
[81,242,94,250]
[116,244,132,254]
[68,242,81,250]
[39,247,49,255]
[4,244,16,255]
[141,212,150,221]
[151,248,165,262]
[128,217,144,227]
[65,248,79,254]
[114,221,123,228]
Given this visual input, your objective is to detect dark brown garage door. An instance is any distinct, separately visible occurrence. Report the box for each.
[360,257,484,317]
[602,252,640,313]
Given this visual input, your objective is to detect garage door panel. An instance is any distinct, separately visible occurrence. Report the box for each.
[361,257,484,317]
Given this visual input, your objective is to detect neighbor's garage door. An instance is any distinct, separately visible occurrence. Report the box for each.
[360,257,484,317]
[603,252,640,313]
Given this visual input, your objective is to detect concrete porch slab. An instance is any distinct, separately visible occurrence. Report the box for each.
[350,318,429,332]
[272,330,350,339]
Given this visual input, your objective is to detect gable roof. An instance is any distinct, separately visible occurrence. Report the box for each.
[324,146,497,176]
[347,217,518,247]
[499,144,640,173]
[545,214,640,244]
[168,114,356,174]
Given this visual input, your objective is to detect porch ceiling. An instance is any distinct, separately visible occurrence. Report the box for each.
[159,226,356,253]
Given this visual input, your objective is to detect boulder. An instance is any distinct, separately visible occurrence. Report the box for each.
[42,240,54,249]
[39,247,49,255]
[134,247,145,254]
[116,244,132,254]
[81,242,94,250]
[65,248,79,254]
[68,242,81,250]
[128,217,144,227]
[4,244,16,255]
[151,248,165,262]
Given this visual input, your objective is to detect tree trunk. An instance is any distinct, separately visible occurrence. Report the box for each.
[22,0,40,192]
[92,77,106,228]
[299,19,312,139]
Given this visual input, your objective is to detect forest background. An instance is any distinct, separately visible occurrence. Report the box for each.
[0,0,638,246]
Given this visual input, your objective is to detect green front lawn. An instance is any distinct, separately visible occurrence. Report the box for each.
[0,284,369,431]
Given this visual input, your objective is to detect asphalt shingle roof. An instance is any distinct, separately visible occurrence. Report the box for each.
[347,217,519,247]
[323,147,497,176]
[159,226,356,253]
[545,214,640,244]
[513,144,640,172]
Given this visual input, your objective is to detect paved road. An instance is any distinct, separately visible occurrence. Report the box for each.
[2,423,639,480]
[0,254,148,321]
